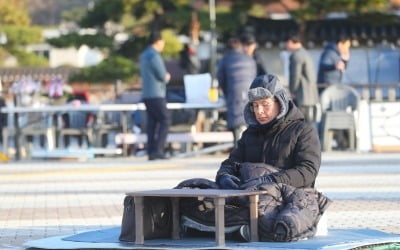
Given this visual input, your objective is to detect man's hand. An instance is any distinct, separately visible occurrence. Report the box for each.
[240,175,274,190]
[336,60,346,71]
[165,72,171,82]
[218,174,241,189]
[341,52,350,61]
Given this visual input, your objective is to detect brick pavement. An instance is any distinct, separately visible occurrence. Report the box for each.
[0,152,399,249]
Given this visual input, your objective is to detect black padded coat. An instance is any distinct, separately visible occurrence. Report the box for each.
[217,101,321,188]
[175,173,331,242]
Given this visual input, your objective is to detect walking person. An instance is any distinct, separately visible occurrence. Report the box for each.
[179,43,201,75]
[317,35,351,93]
[140,31,171,160]
[240,33,267,76]
[317,35,351,148]
[217,37,257,147]
[286,35,319,123]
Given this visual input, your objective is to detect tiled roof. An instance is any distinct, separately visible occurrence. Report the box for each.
[247,16,400,47]
[0,67,80,82]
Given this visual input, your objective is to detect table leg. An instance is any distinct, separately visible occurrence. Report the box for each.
[171,197,180,239]
[47,114,55,150]
[134,196,144,245]
[13,107,21,160]
[249,195,259,242]
[214,197,225,247]
[46,128,55,150]
[121,111,128,156]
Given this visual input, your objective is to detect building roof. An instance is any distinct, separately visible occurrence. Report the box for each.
[246,16,400,47]
[0,67,80,83]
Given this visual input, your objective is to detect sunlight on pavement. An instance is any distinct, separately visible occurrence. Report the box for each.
[0,163,182,180]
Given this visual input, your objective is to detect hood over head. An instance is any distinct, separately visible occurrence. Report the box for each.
[244,74,291,126]
[324,41,340,53]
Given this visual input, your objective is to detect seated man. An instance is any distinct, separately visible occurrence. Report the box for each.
[217,73,320,190]
[214,73,325,241]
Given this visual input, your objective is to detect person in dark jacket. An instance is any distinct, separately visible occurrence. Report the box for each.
[179,43,201,74]
[175,76,326,241]
[140,31,171,160]
[317,36,351,148]
[286,35,319,123]
[317,35,351,93]
[217,37,257,147]
[216,73,321,190]
[240,33,268,76]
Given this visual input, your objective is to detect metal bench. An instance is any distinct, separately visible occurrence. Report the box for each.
[115,132,234,156]
[115,131,233,144]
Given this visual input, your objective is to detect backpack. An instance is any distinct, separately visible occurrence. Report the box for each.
[119,196,172,242]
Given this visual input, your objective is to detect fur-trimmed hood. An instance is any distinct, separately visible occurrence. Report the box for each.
[244,74,292,127]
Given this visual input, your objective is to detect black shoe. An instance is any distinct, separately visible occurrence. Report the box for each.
[148,154,157,160]
[148,153,169,161]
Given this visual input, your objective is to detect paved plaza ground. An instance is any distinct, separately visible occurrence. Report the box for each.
[0,152,399,249]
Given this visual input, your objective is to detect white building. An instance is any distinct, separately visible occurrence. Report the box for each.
[49,45,104,68]
[26,43,105,68]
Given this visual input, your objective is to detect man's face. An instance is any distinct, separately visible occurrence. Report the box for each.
[338,40,351,54]
[154,39,165,52]
[251,97,280,124]
[243,43,257,56]
[286,40,294,51]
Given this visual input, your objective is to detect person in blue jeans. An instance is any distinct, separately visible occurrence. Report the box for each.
[140,31,171,160]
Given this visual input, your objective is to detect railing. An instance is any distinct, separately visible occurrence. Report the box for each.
[319,82,400,102]
[350,83,400,102]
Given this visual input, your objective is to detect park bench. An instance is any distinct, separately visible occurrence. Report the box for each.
[115,131,234,156]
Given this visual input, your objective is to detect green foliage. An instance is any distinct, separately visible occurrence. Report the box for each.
[79,0,124,28]
[0,0,30,26]
[47,33,113,49]
[215,12,246,38]
[116,29,183,61]
[162,6,193,33]
[0,25,43,48]
[349,12,400,25]
[161,29,183,59]
[11,49,48,67]
[61,7,88,23]
[69,56,138,83]
[0,47,11,67]
[128,0,165,21]
[292,0,390,20]
[124,0,191,17]
[115,36,147,60]
[248,4,268,18]
[124,0,192,35]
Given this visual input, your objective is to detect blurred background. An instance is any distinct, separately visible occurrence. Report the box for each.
[1,1,400,94]
[1,0,400,159]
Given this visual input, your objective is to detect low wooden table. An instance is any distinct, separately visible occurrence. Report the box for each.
[126,189,268,247]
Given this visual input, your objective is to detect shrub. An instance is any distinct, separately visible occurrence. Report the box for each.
[11,49,48,67]
[1,25,42,48]
[161,29,183,60]
[69,56,138,83]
